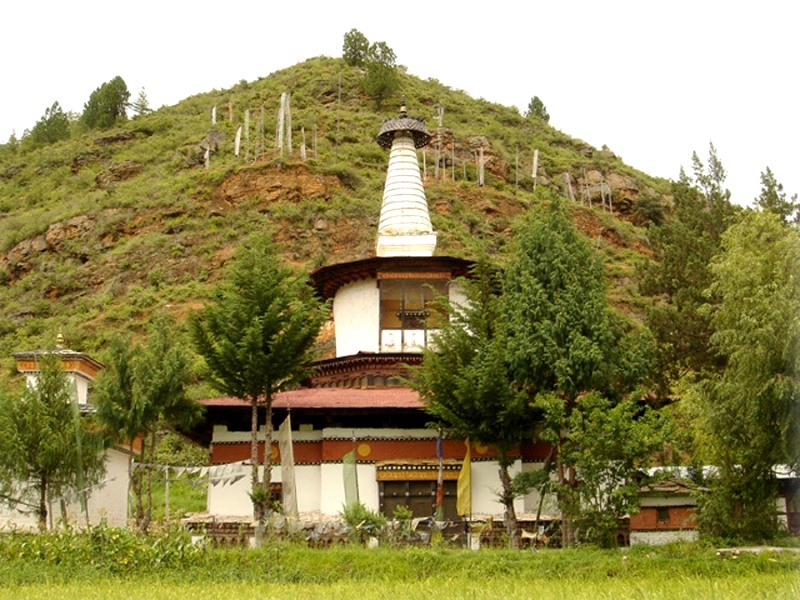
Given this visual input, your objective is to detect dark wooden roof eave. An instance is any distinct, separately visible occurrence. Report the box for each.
[310,255,474,299]
[311,351,423,371]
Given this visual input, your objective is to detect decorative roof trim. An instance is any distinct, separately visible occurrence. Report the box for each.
[310,255,473,299]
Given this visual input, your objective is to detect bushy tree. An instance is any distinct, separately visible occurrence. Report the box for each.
[417,199,657,547]
[94,315,200,532]
[190,233,327,529]
[691,211,800,542]
[631,194,666,226]
[525,96,550,123]
[82,76,130,129]
[362,41,399,108]
[501,200,613,403]
[343,30,400,108]
[537,393,667,547]
[0,354,106,531]
[342,28,370,66]
[413,261,536,547]
[22,101,71,149]
[502,197,655,545]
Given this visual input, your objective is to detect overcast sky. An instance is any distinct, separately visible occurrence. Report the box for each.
[2,1,796,206]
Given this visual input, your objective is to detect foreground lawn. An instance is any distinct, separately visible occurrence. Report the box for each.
[0,526,797,598]
[1,573,798,599]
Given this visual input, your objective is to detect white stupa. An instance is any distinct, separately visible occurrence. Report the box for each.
[375,102,437,257]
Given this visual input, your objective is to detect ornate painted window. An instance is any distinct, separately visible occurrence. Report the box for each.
[378,276,448,352]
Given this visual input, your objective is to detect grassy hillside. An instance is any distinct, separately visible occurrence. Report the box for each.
[0,56,670,388]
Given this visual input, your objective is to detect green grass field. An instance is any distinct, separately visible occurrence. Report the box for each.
[0,526,797,599]
[1,574,797,600]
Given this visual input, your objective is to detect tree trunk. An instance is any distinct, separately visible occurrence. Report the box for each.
[253,393,273,548]
[498,458,520,549]
[130,439,145,528]
[533,447,555,545]
[558,400,577,547]
[37,478,48,532]
[250,396,260,520]
[140,429,156,533]
[558,461,577,547]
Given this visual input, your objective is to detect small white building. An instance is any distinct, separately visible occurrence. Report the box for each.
[1,346,129,530]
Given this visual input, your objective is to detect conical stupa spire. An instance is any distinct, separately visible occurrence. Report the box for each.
[375,101,437,257]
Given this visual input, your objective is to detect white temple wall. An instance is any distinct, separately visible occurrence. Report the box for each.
[73,375,92,405]
[86,447,129,526]
[520,462,560,517]
[318,463,379,516]
[333,280,379,357]
[206,458,518,520]
[0,447,129,531]
[469,459,526,517]
[207,426,533,521]
[295,465,322,513]
[23,371,91,405]
[207,463,323,517]
[207,462,252,517]
[448,280,467,308]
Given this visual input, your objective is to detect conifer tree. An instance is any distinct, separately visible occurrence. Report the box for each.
[82,76,130,129]
[22,101,71,149]
[501,197,655,545]
[417,200,656,547]
[190,233,327,529]
[129,87,152,116]
[362,41,399,108]
[755,167,799,225]
[640,144,739,399]
[413,260,535,548]
[525,96,550,123]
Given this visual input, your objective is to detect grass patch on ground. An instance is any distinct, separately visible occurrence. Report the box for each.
[0,573,797,600]
[0,526,797,598]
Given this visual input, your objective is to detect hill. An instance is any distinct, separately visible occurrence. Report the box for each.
[0,56,670,388]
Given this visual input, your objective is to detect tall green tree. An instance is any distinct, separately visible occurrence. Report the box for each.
[501,200,612,403]
[417,200,656,547]
[501,198,653,545]
[82,76,130,129]
[342,28,370,66]
[413,261,536,548]
[691,211,800,542]
[21,101,71,149]
[190,233,327,527]
[640,144,738,399]
[525,96,550,123]
[362,41,399,108]
[94,315,199,532]
[0,354,105,531]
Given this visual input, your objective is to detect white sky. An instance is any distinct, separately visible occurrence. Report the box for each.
[2,1,796,206]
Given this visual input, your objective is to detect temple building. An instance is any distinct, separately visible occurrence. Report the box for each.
[200,104,553,522]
